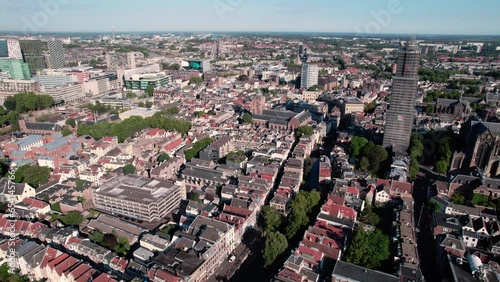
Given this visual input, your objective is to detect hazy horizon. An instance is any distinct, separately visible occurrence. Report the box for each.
[1,0,499,36]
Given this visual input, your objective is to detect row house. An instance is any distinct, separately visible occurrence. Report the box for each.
[199,136,234,162]
[79,165,105,184]
[182,165,229,190]
[32,135,76,159]
[320,195,358,221]
[319,155,332,183]
[65,237,114,265]
[0,179,36,204]
[270,193,290,215]
[178,216,236,282]
[89,137,118,158]
[20,244,117,282]
[15,197,51,216]
[4,135,44,155]
[150,156,185,180]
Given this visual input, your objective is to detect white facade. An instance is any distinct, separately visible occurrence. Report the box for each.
[43,83,85,103]
[6,40,22,59]
[83,78,110,96]
[127,52,137,68]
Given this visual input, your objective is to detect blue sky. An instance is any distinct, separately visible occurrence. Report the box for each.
[1,0,499,35]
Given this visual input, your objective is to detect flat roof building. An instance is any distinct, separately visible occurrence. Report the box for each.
[93,174,185,222]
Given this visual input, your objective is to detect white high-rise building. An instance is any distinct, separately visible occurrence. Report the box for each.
[7,40,22,59]
[0,40,22,59]
[301,63,319,90]
[127,52,136,68]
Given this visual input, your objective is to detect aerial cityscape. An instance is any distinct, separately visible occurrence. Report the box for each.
[0,1,500,282]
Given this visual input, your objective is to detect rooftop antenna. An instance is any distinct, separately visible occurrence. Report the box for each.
[112,27,115,41]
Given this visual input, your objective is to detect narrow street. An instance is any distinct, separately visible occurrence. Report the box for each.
[414,166,446,282]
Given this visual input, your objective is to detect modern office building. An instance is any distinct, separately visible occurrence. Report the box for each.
[301,63,319,90]
[0,78,38,96]
[92,174,186,222]
[42,83,85,103]
[37,72,75,88]
[186,59,212,73]
[0,59,31,80]
[19,40,46,73]
[47,40,65,69]
[383,38,420,153]
[83,76,110,96]
[124,73,173,91]
[0,40,22,59]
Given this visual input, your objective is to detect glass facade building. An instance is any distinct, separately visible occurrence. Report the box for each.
[0,59,31,80]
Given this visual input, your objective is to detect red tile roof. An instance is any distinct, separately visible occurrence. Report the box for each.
[22,198,49,209]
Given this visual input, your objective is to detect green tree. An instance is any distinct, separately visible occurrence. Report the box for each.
[4,92,55,112]
[188,191,202,203]
[14,164,51,188]
[126,92,137,99]
[425,104,435,114]
[89,230,105,243]
[61,127,72,137]
[359,157,370,172]
[358,142,388,174]
[189,76,204,85]
[242,113,253,124]
[168,63,181,70]
[435,160,449,174]
[115,236,130,255]
[0,159,9,177]
[284,191,320,239]
[359,204,380,226]
[345,229,389,269]
[51,203,61,212]
[65,118,76,128]
[307,85,320,91]
[296,126,313,138]
[164,107,180,115]
[123,164,136,175]
[157,153,171,162]
[263,232,288,268]
[349,136,368,158]
[262,206,282,233]
[60,211,84,226]
[184,137,213,161]
[75,179,84,188]
[450,193,465,205]
[160,224,179,236]
[472,193,489,206]
[364,101,377,113]
[145,84,155,97]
